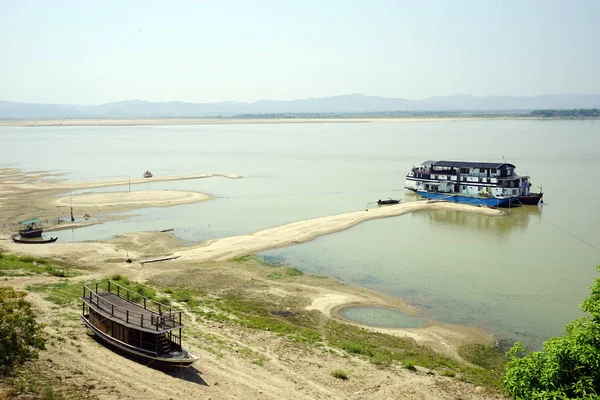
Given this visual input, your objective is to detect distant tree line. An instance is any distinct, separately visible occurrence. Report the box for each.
[530,109,600,118]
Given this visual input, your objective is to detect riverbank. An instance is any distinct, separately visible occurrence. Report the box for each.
[0,168,237,232]
[0,166,511,398]
[0,115,542,127]
[0,251,505,400]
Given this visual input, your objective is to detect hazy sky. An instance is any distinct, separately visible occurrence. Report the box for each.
[1,0,598,104]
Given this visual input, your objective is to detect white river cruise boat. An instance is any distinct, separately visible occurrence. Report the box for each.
[405,160,543,208]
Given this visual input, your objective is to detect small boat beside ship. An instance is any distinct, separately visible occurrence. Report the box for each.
[81,280,197,369]
[405,160,543,208]
[18,218,44,238]
[377,198,401,205]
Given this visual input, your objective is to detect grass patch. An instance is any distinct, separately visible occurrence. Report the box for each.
[171,289,192,303]
[441,369,456,377]
[267,266,304,280]
[0,252,73,277]
[331,369,349,380]
[403,360,417,371]
[27,281,83,307]
[232,255,252,263]
[458,343,507,371]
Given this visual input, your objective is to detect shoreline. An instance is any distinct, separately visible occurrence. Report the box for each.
[0,167,503,365]
[0,115,562,127]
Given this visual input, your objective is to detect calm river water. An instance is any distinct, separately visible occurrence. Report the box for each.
[1,120,599,348]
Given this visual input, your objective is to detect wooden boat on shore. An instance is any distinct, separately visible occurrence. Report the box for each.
[81,280,198,369]
[12,235,58,244]
[18,218,44,238]
[377,198,400,205]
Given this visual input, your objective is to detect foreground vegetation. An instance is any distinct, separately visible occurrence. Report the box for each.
[0,252,73,278]
[504,265,600,399]
[23,262,507,392]
[20,255,600,398]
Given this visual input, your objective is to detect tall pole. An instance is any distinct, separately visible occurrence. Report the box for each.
[70,192,74,222]
[129,179,131,193]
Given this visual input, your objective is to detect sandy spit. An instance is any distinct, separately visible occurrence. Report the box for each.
[172,201,504,262]
[12,172,241,191]
[53,190,211,208]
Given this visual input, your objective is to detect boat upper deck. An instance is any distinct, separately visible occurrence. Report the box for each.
[81,281,183,334]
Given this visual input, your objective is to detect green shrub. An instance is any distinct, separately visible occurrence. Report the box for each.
[0,287,46,376]
[504,265,600,399]
[331,369,349,380]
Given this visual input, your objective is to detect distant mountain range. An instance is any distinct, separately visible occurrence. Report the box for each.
[1,93,600,119]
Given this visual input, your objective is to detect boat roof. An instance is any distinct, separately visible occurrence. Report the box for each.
[433,161,516,169]
[19,218,41,225]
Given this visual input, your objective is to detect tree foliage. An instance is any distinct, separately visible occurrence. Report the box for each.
[0,287,46,376]
[530,109,600,118]
[504,266,600,399]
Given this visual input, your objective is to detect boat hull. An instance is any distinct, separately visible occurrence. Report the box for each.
[80,315,198,369]
[12,235,57,244]
[518,193,543,205]
[18,228,43,238]
[414,190,516,208]
[377,200,400,205]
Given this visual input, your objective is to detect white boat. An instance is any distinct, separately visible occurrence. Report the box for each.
[405,160,540,207]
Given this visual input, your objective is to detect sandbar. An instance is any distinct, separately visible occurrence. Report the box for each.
[53,190,211,209]
[171,201,504,262]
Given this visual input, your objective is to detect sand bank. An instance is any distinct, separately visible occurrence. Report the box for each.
[12,172,241,191]
[173,201,505,262]
[0,169,239,233]
[0,116,536,127]
[53,190,211,209]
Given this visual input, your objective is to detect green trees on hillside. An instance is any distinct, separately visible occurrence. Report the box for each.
[0,287,46,376]
[504,266,600,399]
[530,109,600,118]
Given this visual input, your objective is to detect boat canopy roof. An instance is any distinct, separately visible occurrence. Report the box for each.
[19,218,41,225]
[433,161,516,169]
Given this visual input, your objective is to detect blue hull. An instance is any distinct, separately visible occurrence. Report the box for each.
[414,191,516,208]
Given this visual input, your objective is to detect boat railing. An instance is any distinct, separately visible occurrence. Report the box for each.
[83,281,183,331]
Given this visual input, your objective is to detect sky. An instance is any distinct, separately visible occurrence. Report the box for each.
[1,0,598,104]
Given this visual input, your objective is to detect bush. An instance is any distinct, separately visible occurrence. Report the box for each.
[331,369,349,380]
[0,287,46,376]
[504,265,600,399]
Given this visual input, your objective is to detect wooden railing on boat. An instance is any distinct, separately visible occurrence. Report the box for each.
[82,280,183,332]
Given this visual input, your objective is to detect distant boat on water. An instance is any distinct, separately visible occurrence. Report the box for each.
[143,170,153,178]
[377,198,400,205]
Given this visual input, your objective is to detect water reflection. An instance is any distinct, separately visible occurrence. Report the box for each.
[413,205,542,239]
